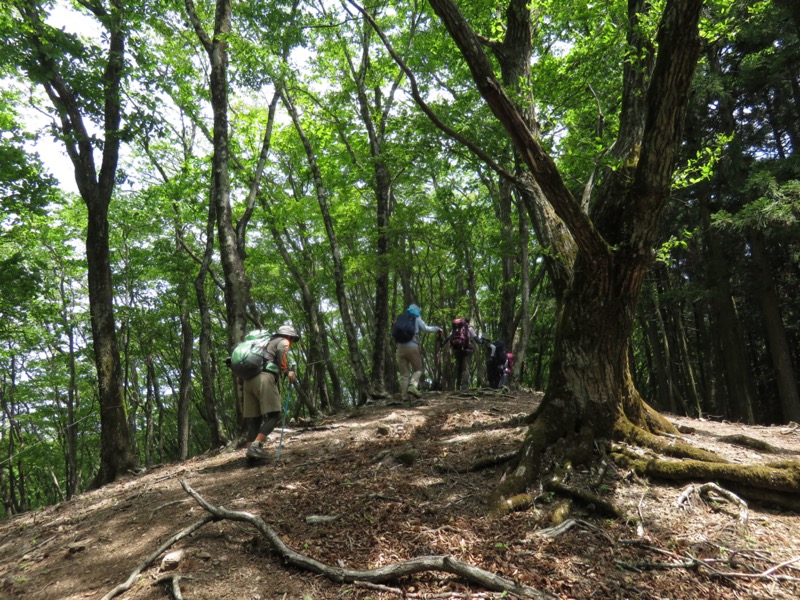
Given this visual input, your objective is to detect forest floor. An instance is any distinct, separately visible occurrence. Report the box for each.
[1,389,800,600]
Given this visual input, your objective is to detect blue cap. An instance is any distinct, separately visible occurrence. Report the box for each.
[407,304,421,316]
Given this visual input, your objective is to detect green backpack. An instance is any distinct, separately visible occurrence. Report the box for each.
[230,330,271,380]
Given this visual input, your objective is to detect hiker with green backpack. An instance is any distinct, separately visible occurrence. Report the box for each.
[391,304,443,404]
[230,324,300,461]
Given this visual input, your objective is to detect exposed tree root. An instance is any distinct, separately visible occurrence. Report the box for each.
[101,515,215,600]
[436,450,519,474]
[618,540,800,584]
[614,415,725,463]
[179,479,556,599]
[544,479,620,518]
[717,434,784,454]
[676,483,748,525]
[612,451,800,511]
[154,573,191,600]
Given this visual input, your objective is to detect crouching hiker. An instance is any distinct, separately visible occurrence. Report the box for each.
[241,324,300,461]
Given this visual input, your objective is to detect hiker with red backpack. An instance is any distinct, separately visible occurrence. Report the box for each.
[391,304,443,404]
[444,318,478,390]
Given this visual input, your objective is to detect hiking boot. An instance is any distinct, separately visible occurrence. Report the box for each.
[408,385,422,398]
[246,443,270,461]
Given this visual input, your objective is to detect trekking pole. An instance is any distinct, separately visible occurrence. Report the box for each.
[276,385,292,462]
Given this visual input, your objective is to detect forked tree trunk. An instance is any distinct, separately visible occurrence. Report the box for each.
[427,0,703,508]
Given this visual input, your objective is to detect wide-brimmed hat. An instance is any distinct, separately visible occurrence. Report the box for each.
[275,324,300,341]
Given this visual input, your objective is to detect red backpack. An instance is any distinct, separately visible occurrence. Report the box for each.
[450,318,471,351]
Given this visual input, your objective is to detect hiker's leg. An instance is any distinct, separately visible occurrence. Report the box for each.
[242,377,263,441]
[408,346,423,388]
[258,411,281,438]
[397,347,411,394]
[251,374,280,446]
[247,417,262,442]
[461,353,471,389]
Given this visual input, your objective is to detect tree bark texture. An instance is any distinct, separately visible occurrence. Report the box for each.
[427,0,703,508]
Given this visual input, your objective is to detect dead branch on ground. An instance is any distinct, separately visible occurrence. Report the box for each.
[180,479,555,599]
[101,515,215,600]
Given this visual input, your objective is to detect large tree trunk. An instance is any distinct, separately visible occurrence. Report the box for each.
[15,1,138,487]
[86,200,137,487]
[427,0,703,509]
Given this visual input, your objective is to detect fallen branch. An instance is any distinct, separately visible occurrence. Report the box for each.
[101,515,215,600]
[180,479,555,599]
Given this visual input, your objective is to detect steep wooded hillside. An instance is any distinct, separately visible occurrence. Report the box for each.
[1,390,799,599]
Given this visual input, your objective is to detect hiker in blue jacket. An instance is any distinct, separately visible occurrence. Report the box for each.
[392,304,442,404]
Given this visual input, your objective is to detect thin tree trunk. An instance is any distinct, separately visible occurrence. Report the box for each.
[194,199,227,447]
[511,196,532,382]
[184,0,252,431]
[280,89,372,404]
[177,295,193,459]
[701,202,757,423]
[56,263,80,499]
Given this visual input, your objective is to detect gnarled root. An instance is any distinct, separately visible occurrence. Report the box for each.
[612,451,800,511]
[180,479,555,599]
[614,414,725,462]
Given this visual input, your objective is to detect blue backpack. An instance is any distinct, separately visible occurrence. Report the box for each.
[391,311,417,343]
